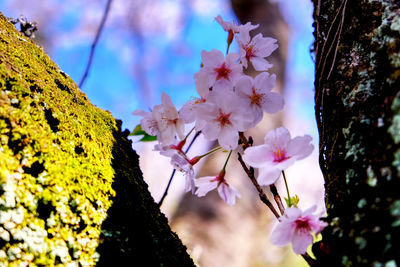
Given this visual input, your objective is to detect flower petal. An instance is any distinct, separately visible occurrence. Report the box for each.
[257,167,281,186]
[242,145,273,168]
[261,92,284,114]
[218,126,239,150]
[217,183,240,205]
[270,221,295,246]
[291,231,313,255]
[287,135,314,160]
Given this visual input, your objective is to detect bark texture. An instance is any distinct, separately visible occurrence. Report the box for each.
[0,13,194,266]
[313,1,400,266]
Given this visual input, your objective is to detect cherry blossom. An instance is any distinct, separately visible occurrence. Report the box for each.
[270,205,327,254]
[242,127,313,185]
[179,71,210,124]
[215,15,259,47]
[132,109,160,137]
[195,89,253,150]
[195,170,240,205]
[197,49,243,91]
[236,30,278,71]
[235,72,284,126]
[170,153,196,193]
[133,92,185,145]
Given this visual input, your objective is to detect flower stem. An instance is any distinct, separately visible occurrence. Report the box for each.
[222,150,232,171]
[183,126,195,142]
[282,170,292,205]
[158,131,201,207]
[199,146,222,159]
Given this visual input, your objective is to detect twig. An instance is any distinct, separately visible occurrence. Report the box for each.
[239,132,318,266]
[237,152,280,219]
[79,0,113,88]
[302,252,318,267]
[269,184,285,215]
[158,131,202,207]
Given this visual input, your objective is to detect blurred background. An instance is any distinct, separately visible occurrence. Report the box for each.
[0,0,324,266]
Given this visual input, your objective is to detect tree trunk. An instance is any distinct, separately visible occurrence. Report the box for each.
[313,1,400,265]
[0,13,194,266]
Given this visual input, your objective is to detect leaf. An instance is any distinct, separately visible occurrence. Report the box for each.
[139,135,157,142]
[129,124,157,142]
[129,124,146,136]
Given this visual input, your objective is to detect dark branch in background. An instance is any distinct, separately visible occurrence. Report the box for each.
[79,0,113,88]
[158,131,202,207]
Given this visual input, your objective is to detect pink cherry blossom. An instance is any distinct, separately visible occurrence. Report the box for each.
[242,127,313,185]
[179,71,210,124]
[197,49,243,91]
[195,170,240,205]
[236,30,278,71]
[132,109,160,137]
[133,92,185,145]
[195,89,253,150]
[170,153,196,193]
[235,72,284,126]
[215,15,259,35]
[270,205,327,254]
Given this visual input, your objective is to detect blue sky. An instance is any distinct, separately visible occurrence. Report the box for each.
[0,0,316,135]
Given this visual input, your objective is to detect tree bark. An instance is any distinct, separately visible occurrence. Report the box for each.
[0,13,194,266]
[313,1,400,265]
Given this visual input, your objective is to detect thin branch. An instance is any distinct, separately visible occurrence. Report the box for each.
[158,131,202,207]
[237,152,280,219]
[79,0,113,88]
[269,184,285,215]
[239,132,318,267]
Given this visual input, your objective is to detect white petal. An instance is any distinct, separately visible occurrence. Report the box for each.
[270,221,295,246]
[242,145,272,168]
[261,92,284,114]
[202,49,224,68]
[225,52,240,65]
[175,119,185,140]
[202,121,221,141]
[254,36,278,57]
[251,57,273,71]
[140,117,159,137]
[254,72,275,92]
[264,127,291,148]
[195,176,218,197]
[235,75,253,96]
[257,167,281,186]
[217,183,240,205]
[218,126,239,150]
[180,100,196,123]
[291,231,313,255]
[132,109,149,117]
[185,169,196,193]
[287,135,314,160]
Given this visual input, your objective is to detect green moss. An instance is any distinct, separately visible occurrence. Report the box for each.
[0,13,116,265]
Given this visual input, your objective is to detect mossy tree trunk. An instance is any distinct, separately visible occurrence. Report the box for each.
[0,13,194,266]
[312,1,400,266]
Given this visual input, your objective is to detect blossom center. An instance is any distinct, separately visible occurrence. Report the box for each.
[217,110,232,127]
[245,44,255,60]
[273,148,289,163]
[295,217,311,232]
[215,63,231,80]
[249,88,265,107]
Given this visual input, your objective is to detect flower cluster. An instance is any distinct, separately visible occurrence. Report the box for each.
[133,15,326,256]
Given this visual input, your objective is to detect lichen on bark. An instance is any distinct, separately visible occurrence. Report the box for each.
[0,13,194,266]
[312,0,400,265]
